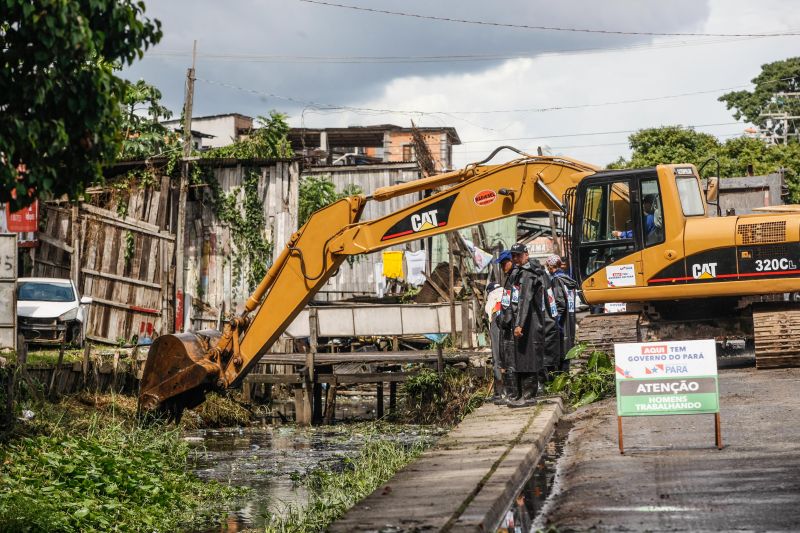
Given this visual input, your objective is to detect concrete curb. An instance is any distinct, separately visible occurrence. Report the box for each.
[329,397,564,532]
[449,398,564,532]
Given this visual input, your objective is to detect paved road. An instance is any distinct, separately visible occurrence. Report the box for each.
[538,367,800,532]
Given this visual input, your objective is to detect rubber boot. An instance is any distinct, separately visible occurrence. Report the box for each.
[521,374,539,406]
[507,371,529,408]
[504,369,522,406]
[492,377,505,405]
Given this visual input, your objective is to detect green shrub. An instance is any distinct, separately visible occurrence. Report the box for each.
[547,343,615,407]
[402,367,489,425]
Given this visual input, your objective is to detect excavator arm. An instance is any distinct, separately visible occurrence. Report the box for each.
[139,150,598,416]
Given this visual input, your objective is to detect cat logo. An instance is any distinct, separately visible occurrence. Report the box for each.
[410,210,440,232]
[381,194,456,241]
[691,262,717,279]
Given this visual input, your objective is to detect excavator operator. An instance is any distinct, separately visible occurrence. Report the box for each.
[612,194,657,240]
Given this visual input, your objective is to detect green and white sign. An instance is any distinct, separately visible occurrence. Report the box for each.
[615,339,719,416]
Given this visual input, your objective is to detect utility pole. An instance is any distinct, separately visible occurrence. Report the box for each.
[174,40,196,333]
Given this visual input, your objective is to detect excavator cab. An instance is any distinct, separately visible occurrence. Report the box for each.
[571,168,667,286]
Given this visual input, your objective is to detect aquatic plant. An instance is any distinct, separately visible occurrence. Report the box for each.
[0,397,243,532]
[264,437,427,532]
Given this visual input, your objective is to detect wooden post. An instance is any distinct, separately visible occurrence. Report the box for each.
[436,343,444,374]
[447,233,457,344]
[461,300,471,349]
[391,336,399,352]
[48,333,66,399]
[715,413,723,449]
[294,388,307,425]
[618,416,624,455]
[174,40,196,333]
[82,342,91,386]
[312,383,323,425]
[376,382,384,419]
[301,308,318,426]
[70,204,81,289]
[324,376,338,424]
[389,381,397,416]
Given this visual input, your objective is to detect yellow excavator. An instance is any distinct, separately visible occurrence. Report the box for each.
[139,147,800,416]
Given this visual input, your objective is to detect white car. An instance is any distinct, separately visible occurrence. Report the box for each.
[17,278,92,347]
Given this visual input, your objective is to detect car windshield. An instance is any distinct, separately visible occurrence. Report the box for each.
[17,282,75,302]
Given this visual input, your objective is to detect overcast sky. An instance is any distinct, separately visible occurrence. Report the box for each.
[124,0,800,167]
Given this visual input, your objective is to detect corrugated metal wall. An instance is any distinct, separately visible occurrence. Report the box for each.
[185,162,299,330]
[302,163,423,299]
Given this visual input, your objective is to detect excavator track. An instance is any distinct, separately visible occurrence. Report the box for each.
[753,303,800,369]
[576,313,640,354]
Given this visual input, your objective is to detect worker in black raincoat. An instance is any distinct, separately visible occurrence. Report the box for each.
[496,251,520,404]
[508,243,546,407]
[545,255,579,373]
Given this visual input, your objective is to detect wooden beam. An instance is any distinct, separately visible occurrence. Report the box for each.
[82,268,161,290]
[38,232,73,254]
[89,296,160,315]
[81,209,175,241]
[245,372,415,385]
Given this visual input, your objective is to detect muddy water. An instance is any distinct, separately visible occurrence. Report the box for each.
[187,421,444,531]
[495,420,572,533]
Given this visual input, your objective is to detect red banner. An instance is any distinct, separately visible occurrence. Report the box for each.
[6,200,38,232]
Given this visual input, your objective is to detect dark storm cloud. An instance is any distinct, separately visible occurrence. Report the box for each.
[124,0,711,118]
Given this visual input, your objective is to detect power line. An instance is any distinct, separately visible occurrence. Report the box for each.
[298,0,800,38]
[459,122,742,144]
[198,76,797,117]
[455,131,747,153]
[146,34,777,64]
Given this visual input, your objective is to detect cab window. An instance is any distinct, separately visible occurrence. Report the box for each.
[641,178,665,247]
[676,176,705,216]
[577,180,636,277]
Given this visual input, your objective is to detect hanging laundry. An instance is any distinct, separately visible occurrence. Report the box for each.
[459,234,494,272]
[405,249,427,287]
[374,262,387,297]
[382,250,404,279]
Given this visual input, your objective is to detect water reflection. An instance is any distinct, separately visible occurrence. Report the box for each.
[188,423,443,531]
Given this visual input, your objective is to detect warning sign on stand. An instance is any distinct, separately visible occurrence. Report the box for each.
[614,339,722,452]
[615,339,719,416]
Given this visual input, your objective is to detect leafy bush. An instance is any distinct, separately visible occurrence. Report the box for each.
[402,367,489,425]
[0,402,242,532]
[547,344,615,407]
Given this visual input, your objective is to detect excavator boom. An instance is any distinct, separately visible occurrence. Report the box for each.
[139,151,598,415]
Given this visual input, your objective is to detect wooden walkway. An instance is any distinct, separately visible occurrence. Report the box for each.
[330,398,563,532]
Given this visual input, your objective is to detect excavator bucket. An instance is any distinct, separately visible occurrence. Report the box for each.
[138,329,222,420]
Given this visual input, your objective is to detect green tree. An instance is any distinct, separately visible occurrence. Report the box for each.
[119,79,177,160]
[298,176,362,226]
[1,0,162,209]
[203,111,294,159]
[719,57,800,141]
[609,126,800,201]
[607,126,721,169]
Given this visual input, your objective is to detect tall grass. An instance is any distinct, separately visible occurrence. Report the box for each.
[0,396,243,532]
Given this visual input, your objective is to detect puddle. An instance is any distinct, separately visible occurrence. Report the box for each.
[188,422,443,531]
[495,420,572,533]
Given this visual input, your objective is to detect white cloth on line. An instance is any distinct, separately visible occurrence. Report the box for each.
[405,249,428,287]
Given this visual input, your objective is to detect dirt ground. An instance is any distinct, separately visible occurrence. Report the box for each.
[537,367,800,532]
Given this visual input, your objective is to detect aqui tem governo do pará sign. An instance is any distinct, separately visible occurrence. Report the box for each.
[614,339,720,416]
